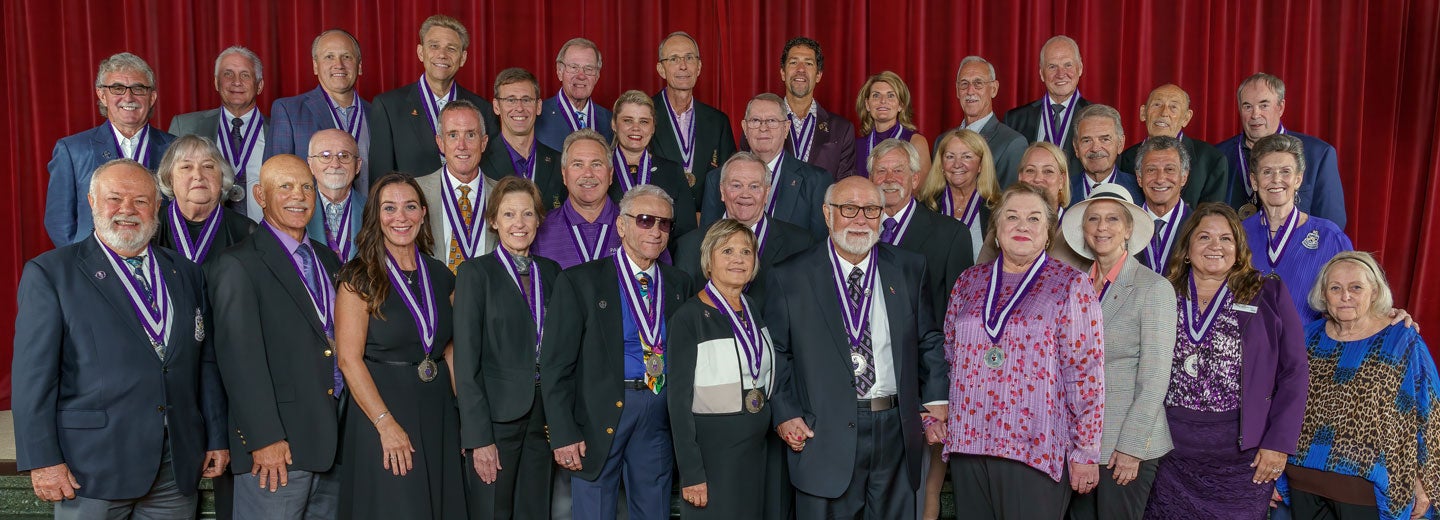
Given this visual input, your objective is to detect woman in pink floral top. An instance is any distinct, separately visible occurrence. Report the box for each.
[940,183,1106,519]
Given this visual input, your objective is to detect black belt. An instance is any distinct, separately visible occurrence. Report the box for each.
[623,379,649,390]
[364,355,439,366]
[858,395,897,411]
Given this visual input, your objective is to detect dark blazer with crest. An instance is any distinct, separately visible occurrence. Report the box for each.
[1003,94,1092,162]
[13,238,226,500]
[782,103,857,181]
[538,255,694,481]
[700,152,833,240]
[205,227,344,474]
[479,138,567,211]
[762,243,947,498]
[453,251,562,448]
[366,82,500,182]
[649,91,738,207]
[45,122,177,246]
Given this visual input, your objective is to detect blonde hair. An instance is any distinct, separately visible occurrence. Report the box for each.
[1020,141,1071,208]
[917,129,999,213]
[854,71,917,134]
[699,219,759,281]
[1308,251,1394,319]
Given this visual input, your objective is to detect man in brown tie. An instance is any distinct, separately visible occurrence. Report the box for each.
[414,99,498,270]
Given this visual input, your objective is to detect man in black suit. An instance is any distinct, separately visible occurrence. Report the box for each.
[168,46,269,220]
[1133,136,1194,276]
[867,139,972,323]
[778,37,857,180]
[368,15,500,183]
[207,154,344,518]
[15,159,228,517]
[541,185,694,520]
[765,176,948,519]
[481,67,566,210]
[651,31,738,207]
[675,151,812,304]
[702,93,831,239]
[950,56,1028,188]
[1004,35,1092,163]
[1118,83,1231,206]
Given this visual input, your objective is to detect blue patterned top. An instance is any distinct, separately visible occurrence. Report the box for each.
[1242,212,1353,324]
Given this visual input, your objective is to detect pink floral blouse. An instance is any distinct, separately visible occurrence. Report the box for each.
[941,258,1106,481]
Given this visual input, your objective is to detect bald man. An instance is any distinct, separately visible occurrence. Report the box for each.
[1117,84,1231,206]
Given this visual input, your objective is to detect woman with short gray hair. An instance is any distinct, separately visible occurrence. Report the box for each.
[151,134,255,264]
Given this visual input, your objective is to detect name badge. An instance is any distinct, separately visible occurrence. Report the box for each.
[1232,303,1258,314]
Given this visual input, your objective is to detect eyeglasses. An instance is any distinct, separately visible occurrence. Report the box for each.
[828,203,884,219]
[744,118,785,129]
[496,96,538,107]
[625,213,674,233]
[561,62,600,76]
[955,80,992,92]
[660,54,699,66]
[308,151,355,164]
[101,83,154,96]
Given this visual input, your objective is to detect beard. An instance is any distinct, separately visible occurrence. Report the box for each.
[95,214,158,253]
[319,170,354,192]
[831,227,879,257]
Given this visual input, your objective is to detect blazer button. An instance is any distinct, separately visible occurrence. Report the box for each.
[328,388,335,396]
[615,401,624,408]
[324,349,334,357]
[848,422,856,428]
[157,405,166,413]
[606,427,615,435]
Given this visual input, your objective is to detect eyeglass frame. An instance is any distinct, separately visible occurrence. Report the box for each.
[624,213,675,233]
[100,83,154,96]
[560,62,601,76]
[743,118,786,130]
[827,203,884,219]
[308,150,356,164]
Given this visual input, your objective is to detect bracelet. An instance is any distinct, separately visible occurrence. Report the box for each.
[374,411,391,425]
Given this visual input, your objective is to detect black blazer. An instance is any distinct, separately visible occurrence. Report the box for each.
[367,82,500,182]
[700,153,832,240]
[1118,134,1232,207]
[13,238,226,500]
[479,138,567,211]
[607,154,698,247]
[453,251,562,449]
[894,204,974,323]
[649,91,738,207]
[152,203,256,264]
[672,217,813,309]
[1003,94,1092,161]
[762,243,947,499]
[206,228,343,473]
[539,256,695,481]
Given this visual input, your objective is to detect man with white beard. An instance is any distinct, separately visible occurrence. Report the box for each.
[305,129,365,261]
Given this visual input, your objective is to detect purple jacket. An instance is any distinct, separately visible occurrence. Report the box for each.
[1235,276,1309,454]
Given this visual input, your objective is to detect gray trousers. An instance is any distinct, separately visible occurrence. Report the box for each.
[231,469,339,520]
[54,441,197,520]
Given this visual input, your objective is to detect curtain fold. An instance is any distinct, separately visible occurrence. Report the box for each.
[3,0,1438,409]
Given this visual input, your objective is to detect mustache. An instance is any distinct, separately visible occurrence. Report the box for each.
[1085,151,1110,160]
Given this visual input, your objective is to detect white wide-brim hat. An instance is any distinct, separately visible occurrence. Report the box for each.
[1060,183,1154,260]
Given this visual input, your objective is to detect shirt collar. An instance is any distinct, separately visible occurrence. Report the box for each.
[783,98,819,119]
[620,249,657,279]
[222,106,258,123]
[964,112,995,132]
[1089,257,1127,285]
[833,243,875,275]
[263,220,305,254]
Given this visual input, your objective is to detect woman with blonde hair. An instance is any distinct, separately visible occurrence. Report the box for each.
[854,71,930,177]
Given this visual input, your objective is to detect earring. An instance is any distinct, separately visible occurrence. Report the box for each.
[1183,257,1191,264]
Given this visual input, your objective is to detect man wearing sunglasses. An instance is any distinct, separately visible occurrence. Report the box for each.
[46,52,178,247]
[542,184,693,520]
[765,176,948,519]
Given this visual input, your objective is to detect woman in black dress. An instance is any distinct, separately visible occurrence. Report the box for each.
[334,173,464,519]
[668,219,782,519]
[152,134,255,263]
[453,176,562,519]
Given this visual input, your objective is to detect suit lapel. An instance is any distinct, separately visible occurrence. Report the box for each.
[773,155,802,220]
[805,248,856,375]
[418,175,448,253]
[304,89,337,130]
[90,124,118,164]
[877,249,910,372]
[651,92,683,160]
[1102,260,1140,316]
[255,231,328,340]
[403,86,438,151]
[78,239,158,357]
[155,253,192,364]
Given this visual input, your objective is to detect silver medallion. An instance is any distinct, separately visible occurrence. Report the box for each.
[983,345,1005,369]
[851,352,869,377]
[418,358,438,382]
[1183,354,1199,377]
[194,307,205,342]
[1302,230,1320,250]
[645,355,664,378]
[745,388,765,413]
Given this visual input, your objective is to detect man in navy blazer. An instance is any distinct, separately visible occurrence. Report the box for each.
[15,159,228,515]
[169,46,270,221]
[1004,35,1092,163]
[948,56,1028,188]
[47,52,177,247]
[1070,104,1143,204]
[702,93,831,239]
[777,37,857,181]
[265,29,371,197]
[765,176,948,518]
[1215,73,1347,229]
[368,15,500,183]
[305,129,366,262]
[536,38,614,152]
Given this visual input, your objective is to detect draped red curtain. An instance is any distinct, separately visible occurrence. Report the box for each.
[4,0,1438,409]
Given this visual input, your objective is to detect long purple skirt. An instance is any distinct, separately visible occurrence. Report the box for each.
[1143,407,1274,519]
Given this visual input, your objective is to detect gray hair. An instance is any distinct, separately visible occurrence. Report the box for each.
[1039,35,1082,69]
[657,31,700,61]
[95,52,155,88]
[311,29,362,62]
[89,158,159,201]
[618,184,674,216]
[214,46,263,82]
[555,37,603,68]
[439,99,487,136]
[1308,251,1394,318]
[156,135,236,199]
[1248,133,1307,177]
[746,92,785,119]
[561,128,611,167]
[699,219,758,280]
[956,55,996,82]
[719,151,772,187]
[1237,72,1286,104]
[867,138,921,174]
[1075,104,1125,140]
[1133,135,1192,176]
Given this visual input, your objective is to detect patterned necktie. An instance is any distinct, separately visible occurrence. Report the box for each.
[846,266,875,396]
[1050,103,1066,136]
[880,218,899,243]
[576,111,588,129]
[125,256,165,359]
[637,272,664,393]
[448,185,473,272]
[325,202,344,244]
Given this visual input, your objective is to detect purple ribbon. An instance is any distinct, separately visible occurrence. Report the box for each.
[943,187,983,228]
[262,222,335,337]
[1236,124,1288,197]
[322,195,355,260]
[167,202,224,264]
[1184,275,1232,344]
[704,282,763,381]
[504,139,538,181]
[611,148,653,193]
[99,241,170,347]
[826,243,877,349]
[383,247,437,354]
[555,90,594,132]
[1145,201,1187,271]
[321,89,365,142]
[1083,167,1119,198]
[440,170,486,261]
[496,248,544,351]
[109,122,151,163]
[1039,92,1081,145]
[862,125,905,167]
[216,111,264,171]
[764,155,783,216]
[883,199,917,246]
[418,76,456,158]
[614,253,664,353]
[983,252,1049,343]
[568,212,610,263]
[786,109,817,162]
[1261,207,1301,268]
[661,89,696,171]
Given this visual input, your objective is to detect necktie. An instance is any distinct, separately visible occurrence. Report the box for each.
[325,202,343,241]
[637,272,663,393]
[881,218,899,243]
[125,256,165,359]
[230,117,247,189]
[637,272,651,300]
[1050,103,1066,136]
[846,266,875,396]
[448,185,473,272]
[576,111,588,129]
[1152,219,1166,249]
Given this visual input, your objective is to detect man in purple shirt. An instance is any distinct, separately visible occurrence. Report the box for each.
[532,130,621,269]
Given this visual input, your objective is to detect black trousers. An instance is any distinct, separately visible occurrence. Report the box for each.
[1066,458,1159,520]
[466,385,553,520]
[1289,489,1381,520]
[794,406,913,520]
[949,454,1072,519]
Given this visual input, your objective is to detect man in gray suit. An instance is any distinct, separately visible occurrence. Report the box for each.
[169,46,269,221]
[415,99,498,271]
[950,56,1027,188]
[304,129,365,262]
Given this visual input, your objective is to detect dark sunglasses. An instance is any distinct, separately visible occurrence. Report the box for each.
[625,213,674,233]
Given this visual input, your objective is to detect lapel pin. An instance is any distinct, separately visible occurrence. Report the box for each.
[889,286,896,295]
[95,270,106,280]
[790,179,798,187]
[102,151,114,159]
[599,300,608,309]
[411,109,419,116]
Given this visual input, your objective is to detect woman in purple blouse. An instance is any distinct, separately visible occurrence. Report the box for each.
[1143,203,1309,519]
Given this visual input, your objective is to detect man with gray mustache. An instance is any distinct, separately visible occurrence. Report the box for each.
[1070,104,1143,204]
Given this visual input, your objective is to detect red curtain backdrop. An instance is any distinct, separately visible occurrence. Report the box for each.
[4,0,1439,409]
